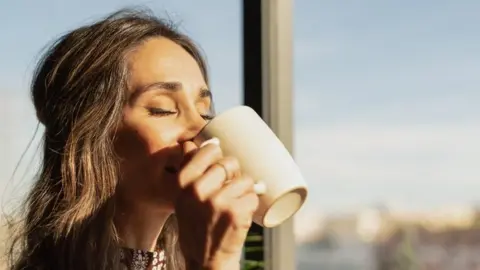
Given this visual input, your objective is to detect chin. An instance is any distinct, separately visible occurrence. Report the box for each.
[153,199,176,213]
[147,185,178,213]
[124,170,179,213]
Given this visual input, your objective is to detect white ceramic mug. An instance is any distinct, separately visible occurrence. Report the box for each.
[194,106,308,228]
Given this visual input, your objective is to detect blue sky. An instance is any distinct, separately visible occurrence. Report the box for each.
[1,0,480,221]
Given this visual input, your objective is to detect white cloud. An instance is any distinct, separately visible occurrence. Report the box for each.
[294,123,480,213]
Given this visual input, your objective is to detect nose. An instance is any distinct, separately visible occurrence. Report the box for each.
[167,111,207,171]
[177,112,207,143]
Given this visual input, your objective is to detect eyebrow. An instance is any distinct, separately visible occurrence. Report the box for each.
[130,81,212,101]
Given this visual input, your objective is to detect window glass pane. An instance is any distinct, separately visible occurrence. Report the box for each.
[294,2,480,269]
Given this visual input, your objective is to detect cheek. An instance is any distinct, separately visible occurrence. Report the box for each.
[114,122,183,207]
[114,124,172,172]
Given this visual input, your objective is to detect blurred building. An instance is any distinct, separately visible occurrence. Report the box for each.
[376,225,480,270]
[297,205,480,270]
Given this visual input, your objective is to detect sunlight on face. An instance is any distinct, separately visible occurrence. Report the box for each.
[114,37,212,212]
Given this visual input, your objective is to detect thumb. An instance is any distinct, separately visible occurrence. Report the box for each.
[180,141,199,168]
[182,140,198,156]
[181,138,220,166]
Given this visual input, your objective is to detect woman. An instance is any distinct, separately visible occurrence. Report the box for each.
[8,8,259,270]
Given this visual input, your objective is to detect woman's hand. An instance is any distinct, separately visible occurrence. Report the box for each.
[174,140,259,270]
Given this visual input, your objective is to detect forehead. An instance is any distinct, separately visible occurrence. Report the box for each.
[127,37,206,89]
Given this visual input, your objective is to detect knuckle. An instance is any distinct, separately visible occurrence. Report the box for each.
[234,177,254,191]
[228,208,252,228]
[221,156,242,178]
[225,207,239,221]
[223,156,240,168]
[211,163,225,175]
[245,193,260,211]
[226,180,242,191]
[209,196,225,210]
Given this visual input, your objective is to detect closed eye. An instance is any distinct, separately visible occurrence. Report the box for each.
[148,107,214,120]
[201,114,214,121]
[147,108,176,116]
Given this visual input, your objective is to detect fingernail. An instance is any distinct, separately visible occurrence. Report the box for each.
[254,182,267,195]
[199,137,220,148]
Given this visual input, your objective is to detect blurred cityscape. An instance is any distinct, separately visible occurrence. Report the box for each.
[295,204,480,270]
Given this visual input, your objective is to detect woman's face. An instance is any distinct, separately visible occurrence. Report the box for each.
[114,37,212,212]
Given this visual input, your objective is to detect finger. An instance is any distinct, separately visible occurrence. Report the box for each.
[198,137,221,148]
[180,141,199,168]
[182,137,220,159]
[183,140,198,156]
[228,193,259,228]
[178,142,223,188]
[216,156,241,181]
[236,192,260,213]
[189,167,226,202]
[189,157,241,201]
[214,176,255,202]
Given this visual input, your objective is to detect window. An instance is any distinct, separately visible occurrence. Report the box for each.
[242,1,295,269]
[293,2,480,270]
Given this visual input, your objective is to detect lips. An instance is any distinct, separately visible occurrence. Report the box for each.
[165,165,179,174]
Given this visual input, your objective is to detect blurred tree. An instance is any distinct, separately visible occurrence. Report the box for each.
[243,233,265,270]
[391,227,420,270]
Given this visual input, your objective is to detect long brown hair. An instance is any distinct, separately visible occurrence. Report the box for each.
[8,8,209,270]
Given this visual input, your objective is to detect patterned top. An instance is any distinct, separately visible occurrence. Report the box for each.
[120,247,167,270]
